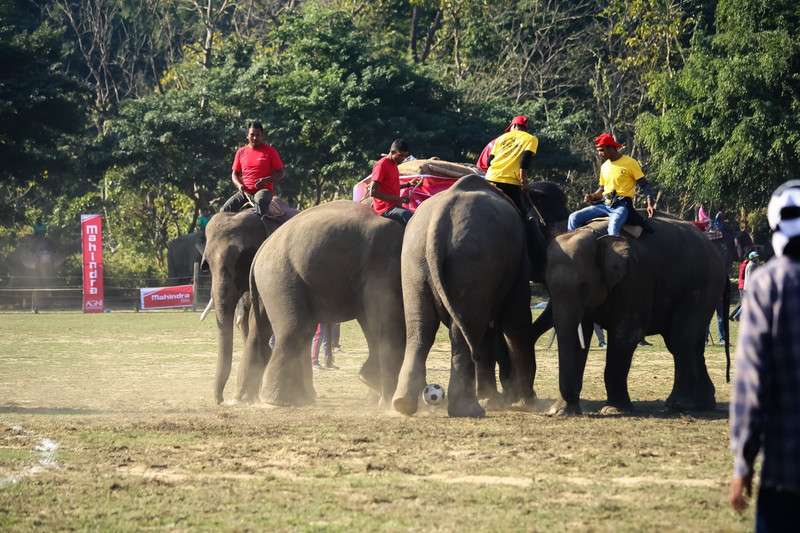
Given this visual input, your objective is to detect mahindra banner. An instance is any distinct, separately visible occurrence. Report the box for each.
[81,214,104,313]
[140,285,194,310]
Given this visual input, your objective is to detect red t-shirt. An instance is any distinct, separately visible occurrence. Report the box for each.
[232,144,283,194]
[371,157,401,215]
[476,139,496,172]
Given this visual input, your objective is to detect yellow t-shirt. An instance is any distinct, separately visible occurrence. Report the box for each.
[599,155,644,199]
[485,130,538,186]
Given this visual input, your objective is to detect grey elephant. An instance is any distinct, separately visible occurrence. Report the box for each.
[9,235,66,287]
[237,200,405,408]
[167,232,205,285]
[201,198,298,404]
[531,214,730,416]
[392,175,567,418]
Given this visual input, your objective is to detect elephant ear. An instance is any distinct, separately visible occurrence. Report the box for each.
[598,235,633,290]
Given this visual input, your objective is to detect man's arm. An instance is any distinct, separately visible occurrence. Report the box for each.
[370,181,409,204]
[231,171,245,193]
[583,186,605,204]
[255,168,285,189]
[519,150,534,191]
[637,177,655,217]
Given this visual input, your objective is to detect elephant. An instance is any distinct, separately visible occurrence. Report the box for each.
[392,175,568,418]
[167,232,205,285]
[201,197,299,404]
[8,235,66,288]
[531,214,730,416]
[236,200,406,408]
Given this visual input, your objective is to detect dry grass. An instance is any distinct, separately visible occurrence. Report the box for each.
[0,311,750,532]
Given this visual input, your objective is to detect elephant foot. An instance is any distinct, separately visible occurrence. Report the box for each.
[366,389,381,405]
[448,399,485,418]
[548,398,582,417]
[509,393,537,413]
[392,395,419,416]
[599,404,633,416]
[260,387,316,408]
[478,392,504,412]
[665,395,716,412]
[358,370,381,393]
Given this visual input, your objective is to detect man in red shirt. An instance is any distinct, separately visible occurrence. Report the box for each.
[222,121,285,217]
[369,139,421,225]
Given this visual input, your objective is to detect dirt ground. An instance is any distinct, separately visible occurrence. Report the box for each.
[0,311,750,532]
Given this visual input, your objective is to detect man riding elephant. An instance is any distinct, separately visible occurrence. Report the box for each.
[222,121,285,218]
[568,133,655,236]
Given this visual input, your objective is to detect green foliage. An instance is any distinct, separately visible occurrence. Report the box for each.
[639,0,800,212]
[0,0,91,225]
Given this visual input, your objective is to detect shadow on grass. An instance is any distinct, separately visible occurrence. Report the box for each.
[534,397,730,421]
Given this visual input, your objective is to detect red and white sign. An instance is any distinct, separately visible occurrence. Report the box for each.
[140,285,194,310]
[81,214,104,313]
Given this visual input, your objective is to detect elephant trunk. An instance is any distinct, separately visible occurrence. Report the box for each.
[212,286,240,405]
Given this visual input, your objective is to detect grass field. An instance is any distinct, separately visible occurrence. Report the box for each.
[0,310,751,532]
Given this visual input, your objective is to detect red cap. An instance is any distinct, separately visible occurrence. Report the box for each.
[595,133,623,148]
[505,115,528,132]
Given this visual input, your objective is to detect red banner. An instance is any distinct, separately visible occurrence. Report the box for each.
[352,174,460,212]
[81,214,104,313]
[140,285,194,310]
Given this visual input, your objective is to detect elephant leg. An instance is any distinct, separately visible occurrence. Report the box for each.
[498,281,536,410]
[393,290,438,416]
[601,332,637,414]
[359,317,403,411]
[234,303,271,404]
[663,322,716,411]
[476,325,503,411]
[447,327,485,418]
[550,317,591,416]
[260,327,316,407]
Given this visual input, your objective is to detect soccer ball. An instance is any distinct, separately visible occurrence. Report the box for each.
[423,383,445,405]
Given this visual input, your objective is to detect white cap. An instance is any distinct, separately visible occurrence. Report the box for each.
[768,180,800,257]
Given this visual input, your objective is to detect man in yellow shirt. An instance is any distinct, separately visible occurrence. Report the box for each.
[485,115,538,212]
[568,133,655,236]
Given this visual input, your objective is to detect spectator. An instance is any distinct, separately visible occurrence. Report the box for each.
[729,257,749,321]
[197,207,212,234]
[594,324,606,348]
[729,180,800,528]
[697,202,713,230]
[311,324,338,371]
[476,138,496,173]
[33,217,47,236]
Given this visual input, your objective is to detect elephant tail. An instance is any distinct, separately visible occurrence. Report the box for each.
[425,207,482,362]
[723,273,731,383]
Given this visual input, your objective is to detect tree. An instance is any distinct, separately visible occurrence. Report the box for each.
[638,0,800,220]
[0,0,90,226]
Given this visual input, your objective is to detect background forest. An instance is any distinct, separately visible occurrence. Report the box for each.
[1,0,798,283]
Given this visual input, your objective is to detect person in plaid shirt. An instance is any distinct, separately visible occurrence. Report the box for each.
[730,181,800,531]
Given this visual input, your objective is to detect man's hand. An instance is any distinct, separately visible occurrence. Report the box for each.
[729,474,753,513]
[522,181,531,192]
[254,177,269,189]
[646,198,656,218]
[407,177,423,188]
[584,192,597,204]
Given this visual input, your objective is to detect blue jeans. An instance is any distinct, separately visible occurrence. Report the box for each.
[381,206,414,225]
[756,486,800,533]
[568,202,629,236]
